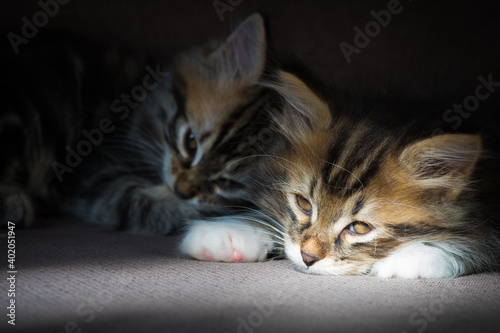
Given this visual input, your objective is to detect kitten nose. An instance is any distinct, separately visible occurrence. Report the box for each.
[174,179,197,199]
[301,251,319,267]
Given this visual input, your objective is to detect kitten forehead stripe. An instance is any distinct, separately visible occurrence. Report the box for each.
[212,89,269,150]
[324,123,392,194]
[322,125,350,188]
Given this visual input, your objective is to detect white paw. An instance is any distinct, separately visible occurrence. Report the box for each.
[370,242,463,279]
[180,217,273,262]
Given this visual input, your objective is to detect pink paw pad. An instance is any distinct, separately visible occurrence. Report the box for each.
[232,249,244,262]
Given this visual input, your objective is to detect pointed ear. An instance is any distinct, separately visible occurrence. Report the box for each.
[399,134,482,197]
[263,70,332,138]
[210,13,266,84]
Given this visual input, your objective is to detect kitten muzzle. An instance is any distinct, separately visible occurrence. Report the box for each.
[174,178,199,200]
[300,251,319,267]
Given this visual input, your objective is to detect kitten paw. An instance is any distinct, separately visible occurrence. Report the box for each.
[181,218,273,262]
[369,242,462,279]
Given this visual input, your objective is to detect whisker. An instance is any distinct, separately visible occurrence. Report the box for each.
[211,206,286,232]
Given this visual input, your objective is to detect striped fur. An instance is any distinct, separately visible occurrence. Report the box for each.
[253,70,500,278]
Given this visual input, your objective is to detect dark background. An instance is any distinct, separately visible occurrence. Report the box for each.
[3,0,500,97]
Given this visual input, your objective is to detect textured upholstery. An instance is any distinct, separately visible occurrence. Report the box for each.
[5,219,500,333]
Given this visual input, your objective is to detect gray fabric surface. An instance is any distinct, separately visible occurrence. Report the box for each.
[1,219,499,333]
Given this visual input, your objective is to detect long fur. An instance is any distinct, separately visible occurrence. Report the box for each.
[250,69,500,278]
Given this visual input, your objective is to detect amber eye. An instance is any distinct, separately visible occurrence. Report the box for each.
[183,128,197,159]
[295,194,313,215]
[348,221,372,235]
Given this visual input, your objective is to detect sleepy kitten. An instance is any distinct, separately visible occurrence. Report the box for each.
[1,14,270,234]
[182,70,500,278]
[68,13,271,234]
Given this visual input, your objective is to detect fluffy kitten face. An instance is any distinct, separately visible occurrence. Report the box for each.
[164,14,268,206]
[259,71,485,278]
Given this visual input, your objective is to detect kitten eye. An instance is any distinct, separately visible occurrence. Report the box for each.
[183,128,197,158]
[348,222,372,235]
[295,194,312,215]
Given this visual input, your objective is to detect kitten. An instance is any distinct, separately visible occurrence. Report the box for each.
[0,14,270,234]
[182,69,500,278]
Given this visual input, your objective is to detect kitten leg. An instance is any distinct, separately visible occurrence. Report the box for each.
[68,177,198,235]
[122,184,199,235]
[369,242,463,278]
[0,185,35,227]
[181,217,274,262]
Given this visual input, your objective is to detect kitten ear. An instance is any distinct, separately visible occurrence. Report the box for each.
[264,70,332,135]
[210,13,266,84]
[400,134,482,197]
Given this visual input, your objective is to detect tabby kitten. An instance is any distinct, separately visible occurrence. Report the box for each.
[67,13,271,234]
[182,70,500,278]
[1,14,269,234]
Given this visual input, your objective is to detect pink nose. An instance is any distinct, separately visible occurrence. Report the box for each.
[301,251,319,267]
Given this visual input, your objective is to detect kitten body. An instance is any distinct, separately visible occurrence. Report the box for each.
[261,71,500,278]
[182,69,500,278]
